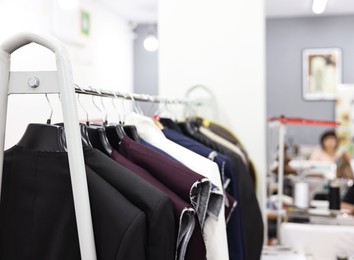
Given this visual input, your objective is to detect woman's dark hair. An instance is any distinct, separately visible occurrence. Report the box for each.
[320,130,337,149]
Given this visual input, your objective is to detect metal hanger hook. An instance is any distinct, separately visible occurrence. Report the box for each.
[110,91,122,124]
[90,87,106,125]
[120,93,127,124]
[77,86,89,125]
[130,93,144,115]
[98,89,108,125]
[45,93,53,124]
[129,93,139,114]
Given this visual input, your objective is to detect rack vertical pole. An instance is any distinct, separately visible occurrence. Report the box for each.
[277,121,286,243]
[0,48,10,193]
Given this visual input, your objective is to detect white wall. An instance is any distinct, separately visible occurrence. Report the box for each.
[0,0,134,148]
[158,0,267,225]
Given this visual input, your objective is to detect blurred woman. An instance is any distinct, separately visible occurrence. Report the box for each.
[310,130,341,161]
[310,130,353,179]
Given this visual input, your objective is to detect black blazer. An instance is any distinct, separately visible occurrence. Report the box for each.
[0,145,147,260]
[84,147,176,260]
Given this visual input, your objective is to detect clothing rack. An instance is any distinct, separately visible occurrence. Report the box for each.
[0,33,202,260]
[0,33,97,260]
[268,116,339,244]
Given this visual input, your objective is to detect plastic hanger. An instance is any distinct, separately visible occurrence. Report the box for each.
[105,91,126,150]
[76,89,93,148]
[123,125,140,142]
[106,92,141,142]
[86,88,112,156]
[17,94,67,152]
[122,93,141,142]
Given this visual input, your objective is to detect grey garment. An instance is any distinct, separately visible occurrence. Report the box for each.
[189,178,213,227]
[207,186,224,221]
[177,208,196,260]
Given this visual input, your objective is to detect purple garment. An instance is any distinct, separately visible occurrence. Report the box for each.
[111,149,197,260]
[118,136,211,228]
[140,138,178,162]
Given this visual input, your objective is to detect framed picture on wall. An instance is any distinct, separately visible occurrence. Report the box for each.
[303,48,342,100]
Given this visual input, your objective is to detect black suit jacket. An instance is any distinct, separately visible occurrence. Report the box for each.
[84,147,176,260]
[0,145,147,260]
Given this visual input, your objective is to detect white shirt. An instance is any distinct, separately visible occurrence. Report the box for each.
[126,113,230,260]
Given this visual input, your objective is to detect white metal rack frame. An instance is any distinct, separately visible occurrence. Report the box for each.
[0,33,97,260]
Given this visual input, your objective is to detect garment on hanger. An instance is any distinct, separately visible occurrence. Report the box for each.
[200,119,258,188]
[111,149,196,260]
[199,126,247,165]
[178,121,264,260]
[160,126,245,260]
[160,118,184,133]
[125,113,230,260]
[117,135,210,223]
[117,136,209,260]
[83,147,176,260]
[86,125,113,156]
[16,123,67,152]
[0,145,147,260]
[140,138,179,162]
[1,33,268,260]
[203,120,244,148]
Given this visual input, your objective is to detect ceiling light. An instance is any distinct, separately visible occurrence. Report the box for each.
[312,0,328,14]
[57,0,79,10]
[144,35,159,52]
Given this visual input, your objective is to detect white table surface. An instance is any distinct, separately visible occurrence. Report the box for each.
[280,223,354,260]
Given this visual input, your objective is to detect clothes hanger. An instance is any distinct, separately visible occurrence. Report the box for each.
[121,93,141,142]
[17,94,67,152]
[86,88,112,156]
[123,125,141,142]
[105,91,126,150]
[76,88,93,148]
[178,101,200,137]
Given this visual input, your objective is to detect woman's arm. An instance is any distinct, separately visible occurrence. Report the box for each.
[341,202,354,215]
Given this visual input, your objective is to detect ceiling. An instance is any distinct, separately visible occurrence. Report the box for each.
[100,0,354,23]
[267,0,354,18]
[99,0,158,23]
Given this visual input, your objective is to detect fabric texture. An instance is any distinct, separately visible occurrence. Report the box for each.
[204,120,243,149]
[125,113,230,260]
[199,119,258,189]
[199,126,247,165]
[117,137,208,260]
[0,145,147,260]
[84,147,176,260]
[161,127,245,260]
[178,122,264,260]
[111,149,195,260]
